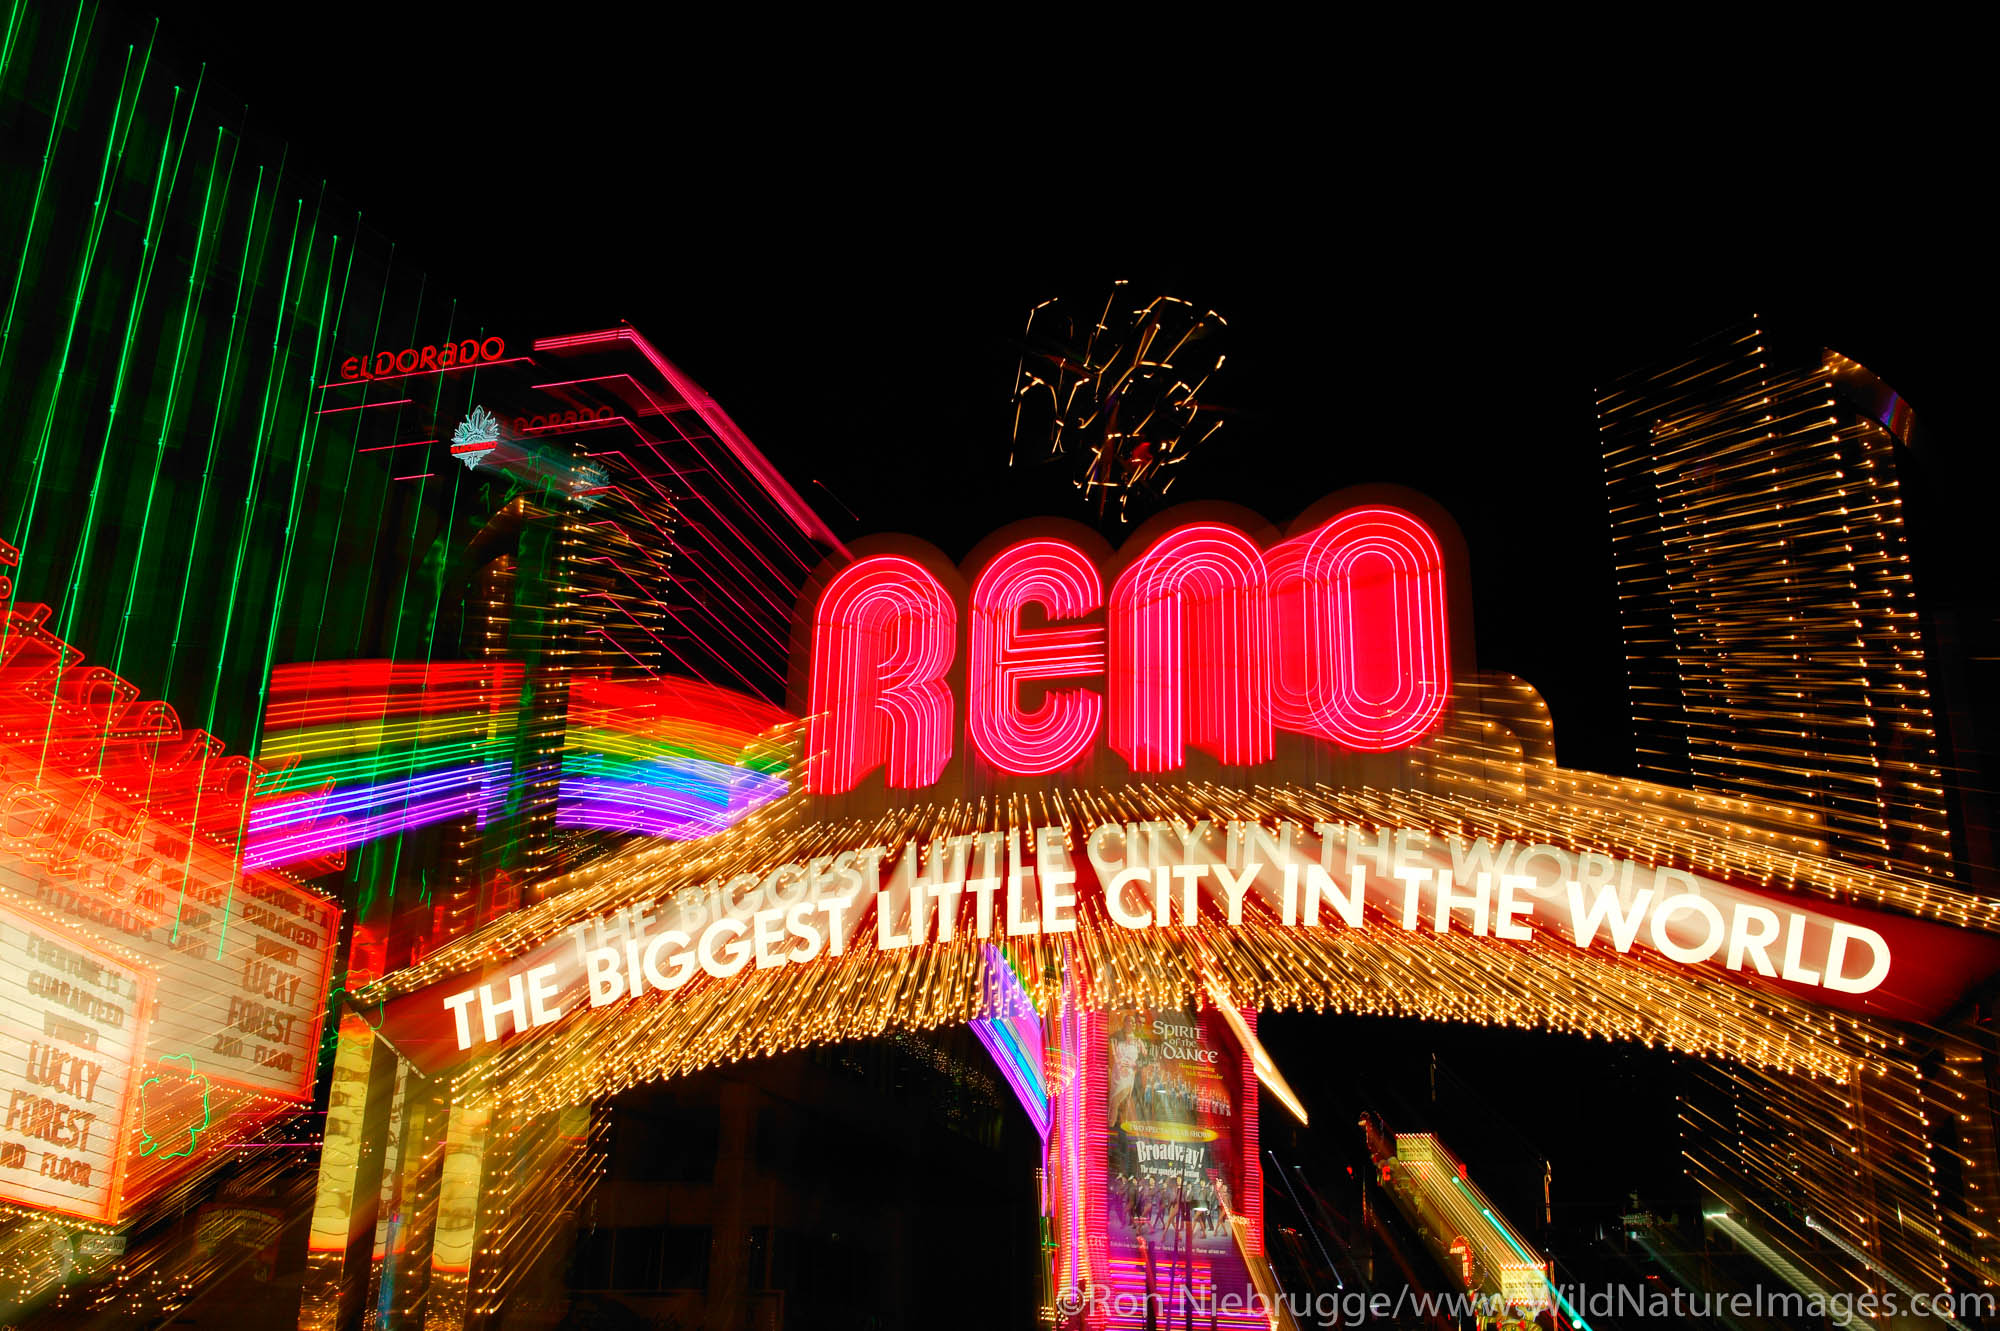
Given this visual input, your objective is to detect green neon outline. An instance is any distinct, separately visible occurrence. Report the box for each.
[136,1053,211,1160]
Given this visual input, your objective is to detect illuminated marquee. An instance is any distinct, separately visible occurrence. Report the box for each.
[376,818,1940,1076]
[805,502,1452,793]
[0,900,151,1224]
[1,580,340,1104]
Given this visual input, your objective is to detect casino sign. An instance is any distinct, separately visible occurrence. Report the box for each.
[342,486,2000,1329]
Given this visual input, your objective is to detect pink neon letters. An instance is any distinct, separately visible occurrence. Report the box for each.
[1109,523,1272,771]
[804,506,1451,793]
[1267,507,1450,750]
[969,541,1106,775]
[805,557,956,795]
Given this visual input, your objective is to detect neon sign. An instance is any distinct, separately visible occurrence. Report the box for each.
[374,816,1951,1074]
[805,503,1452,794]
[336,337,507,382]
[510,405,615,434]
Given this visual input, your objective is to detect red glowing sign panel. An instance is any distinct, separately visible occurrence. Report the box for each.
[804,503,1453,794]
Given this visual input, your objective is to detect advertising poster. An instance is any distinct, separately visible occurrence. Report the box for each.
[0,901,152,1223]
[0,853,337,1101]
[1104,1007,1256,1312]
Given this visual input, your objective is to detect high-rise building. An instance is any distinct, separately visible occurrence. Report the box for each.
[1599,319,1958,882]
[1603,320,2000,1303]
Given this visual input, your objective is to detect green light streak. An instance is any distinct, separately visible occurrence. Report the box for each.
[0,0,28,85]
[209,181,326,962]
[175,148,300,945]
[55,65,191,652]
[305,226,389,669]
[108,113,220,698]
[10,16,135,630]
[157,144,252,717]
[0,0,89,400]
[357,286,443,927]
[28,24,158,780]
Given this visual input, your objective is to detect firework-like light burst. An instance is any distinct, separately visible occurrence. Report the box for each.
[1010,281,1227,523]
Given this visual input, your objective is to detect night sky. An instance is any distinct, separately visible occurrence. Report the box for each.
[139,2,1989,1233]
[147,7,1983,782]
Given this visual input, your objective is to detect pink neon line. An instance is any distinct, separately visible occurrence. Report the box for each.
[576,429,804,619]
[614,389,818,580]
[316,356,537,390]
[527,374,623,390]
[533,327,845,553]
[577,545,673,588]
[357,439,436,453]
[661,538,791,653]
[518,416,623,434]
[607,408,814,606]
[535,372,696,418]
[579,544,787,674]
[588,628,661,676]
[584,583,780,698]
[316,398,412,415]
[600,575,785,688]
[393,472,434,481]
[608,594,776,699]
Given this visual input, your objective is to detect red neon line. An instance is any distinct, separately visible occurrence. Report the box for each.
[316,356,537,390]
[392,472,434,481]
[573,428,804,616]
[598,396,818,594]
[316,398,413,416]
[587,628,660,677]
[533,327,844,553]
[357,439,436,453]
[518,415,624,434]
[527,374,626,391]
[600,376,813,574]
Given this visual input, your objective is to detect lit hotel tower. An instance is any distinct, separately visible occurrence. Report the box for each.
[1598,320,1958,882]
[1605,324,2000,1304]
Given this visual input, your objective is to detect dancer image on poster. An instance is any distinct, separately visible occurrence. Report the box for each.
[1109,1012,1143,1132]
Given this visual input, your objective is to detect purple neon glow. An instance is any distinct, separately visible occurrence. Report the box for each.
[242,762,506,869]
[555,770,786,840]
[973,1019,1050,1140]
[971,946,1049,1138]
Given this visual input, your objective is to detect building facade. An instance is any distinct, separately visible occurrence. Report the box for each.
[1602,320,2000,1310]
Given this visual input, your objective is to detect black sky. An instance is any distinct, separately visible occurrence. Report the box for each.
[143,4,1988,784]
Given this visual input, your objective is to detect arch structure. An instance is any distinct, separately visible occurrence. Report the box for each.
[310,670,2000,1329]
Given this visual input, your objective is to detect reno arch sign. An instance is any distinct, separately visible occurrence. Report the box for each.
[801,495,1455,795]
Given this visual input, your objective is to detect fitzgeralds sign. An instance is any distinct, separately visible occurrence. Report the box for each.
[803,501,1453,794]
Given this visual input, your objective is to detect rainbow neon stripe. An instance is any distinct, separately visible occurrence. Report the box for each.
[971,944,1050,1138]
[556,676,793,840]
[246,661,521,869]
